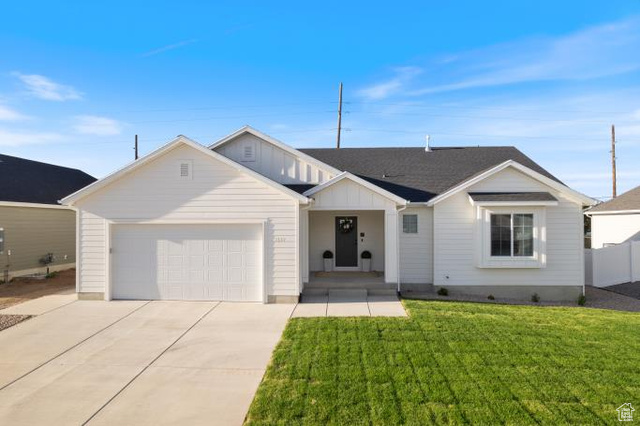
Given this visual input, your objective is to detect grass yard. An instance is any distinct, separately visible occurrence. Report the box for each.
[246,300,640,425]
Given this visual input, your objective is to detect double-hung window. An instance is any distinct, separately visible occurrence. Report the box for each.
[490,213,534,257]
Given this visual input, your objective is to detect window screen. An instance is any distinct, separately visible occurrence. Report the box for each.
[490,213,534,257]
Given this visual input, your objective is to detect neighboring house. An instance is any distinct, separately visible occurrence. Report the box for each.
[586,185,640,248]
[0,154,96,280]
[62,126,594,302]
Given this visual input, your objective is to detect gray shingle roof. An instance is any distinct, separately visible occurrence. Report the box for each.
[589,185,640,213]
[298,146,562,202]
[468,192,557,202]
[0,154,96,205]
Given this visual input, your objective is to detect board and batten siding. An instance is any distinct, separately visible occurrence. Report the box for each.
[311,179,397,210]
[433,167,583,287]
[590,213,640,248]
[215,133,335,185]
[75,144,299,297]
[0,206,76,278]
[399,207,433,283]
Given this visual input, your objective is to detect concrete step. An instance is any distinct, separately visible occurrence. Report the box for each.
[305,282,396,290]
[368,288,398,296]
[328,289,368,299]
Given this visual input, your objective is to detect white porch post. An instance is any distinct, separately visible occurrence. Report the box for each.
[301,208,309,284]
[384,209,398,283]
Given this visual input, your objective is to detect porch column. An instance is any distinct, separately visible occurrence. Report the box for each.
[384,210,398,283]
[301,208,309,284]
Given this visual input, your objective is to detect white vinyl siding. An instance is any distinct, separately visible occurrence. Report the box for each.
[399,207,433,284]
[590,213,640,248]
[434,167,583,287]
[215,133,335,185]
[75,144,298,297]
[310,179,397,210]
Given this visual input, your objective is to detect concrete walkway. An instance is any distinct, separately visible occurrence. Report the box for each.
[292,292,407,317]
[0,292,77,316]
[0,300,294,426]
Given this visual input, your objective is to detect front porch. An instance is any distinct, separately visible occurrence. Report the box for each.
[302,271,396,296]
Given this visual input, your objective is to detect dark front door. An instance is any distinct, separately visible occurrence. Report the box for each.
[335,216,358,267]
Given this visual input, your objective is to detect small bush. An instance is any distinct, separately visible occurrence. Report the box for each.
[360,250,372,259]
[577,294,586,306]
[487,294,495,300]
[322,250,333,259]
[46,271,58,279]
[531,293,540,303]
[437,287,448,296]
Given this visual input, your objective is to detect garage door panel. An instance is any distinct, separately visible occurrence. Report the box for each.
[112,224,262,301]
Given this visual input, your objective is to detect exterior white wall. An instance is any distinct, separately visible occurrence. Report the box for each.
[433,167,583,288]
[308,210,385,272]
[399,207,433,283]
[590,213,640,248]
[75,144,299,297]
[214,133,335,185]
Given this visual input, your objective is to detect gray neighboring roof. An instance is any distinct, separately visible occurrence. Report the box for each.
[0,154,96,205]
[589,185,640,213]
[298,146,562,202]
[468,192,558,202]
[284,184,316,194]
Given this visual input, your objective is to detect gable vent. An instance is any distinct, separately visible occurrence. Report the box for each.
[179,160,193,179]
[241,143,256,162]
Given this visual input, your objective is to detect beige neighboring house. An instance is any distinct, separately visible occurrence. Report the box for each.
[0,154,96,281]
[587,185,640,248]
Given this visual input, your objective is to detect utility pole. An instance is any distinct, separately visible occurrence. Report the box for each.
[134,134,139,160]
[336,82,343,148]
[611,125,617,198]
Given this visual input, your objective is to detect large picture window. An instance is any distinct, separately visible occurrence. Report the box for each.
[490,213,534,257]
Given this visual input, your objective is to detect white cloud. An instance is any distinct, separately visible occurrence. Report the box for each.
[0,128,63,146]
[357,67,422,100]
[0,105,29,121]
[14,73,82,101]
[409,16,640,95]
[142,39,198,57]
[73,115,123,136]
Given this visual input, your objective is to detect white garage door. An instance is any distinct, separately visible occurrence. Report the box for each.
[111,224,262,301]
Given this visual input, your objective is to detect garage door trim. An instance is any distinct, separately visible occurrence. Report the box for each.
[105,219,267,303]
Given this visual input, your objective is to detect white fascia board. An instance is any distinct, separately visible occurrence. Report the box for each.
[209,125,342,176]
[61,135,309,205]
[468,199,559,207]
[427,160,596,207]
[586,209,640,216]
[0,201,72,210]
[303,171,408,205]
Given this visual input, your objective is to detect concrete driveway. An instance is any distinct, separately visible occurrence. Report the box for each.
[0,300,294,425]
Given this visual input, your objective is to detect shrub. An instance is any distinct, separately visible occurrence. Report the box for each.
[577,294,586,306]
[322,250,333,259]
[531,293,540,303]
[46,271,58,279]
[487,294,495,300]
[437,287,448,296]
[361,250,372,259]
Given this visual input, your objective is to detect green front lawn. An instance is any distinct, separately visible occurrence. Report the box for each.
[247,300,640,425]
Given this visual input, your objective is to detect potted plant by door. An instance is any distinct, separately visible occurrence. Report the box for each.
[323,250,333,272]
[361,250,372,272]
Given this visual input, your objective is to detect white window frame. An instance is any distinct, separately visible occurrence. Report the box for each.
[476,206,546,269]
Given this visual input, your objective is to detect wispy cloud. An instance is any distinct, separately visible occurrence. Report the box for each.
[0,128,63,146]
[411,17,640,95]
[141,39,198,57]
[73,115,123,136]
[0,105,29,121]
[357,67,422,100]
[14,73,82,101]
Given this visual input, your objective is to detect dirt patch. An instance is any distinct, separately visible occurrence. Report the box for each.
[604,281,640,299]
[0,314,31,331]
[0,269,75,310]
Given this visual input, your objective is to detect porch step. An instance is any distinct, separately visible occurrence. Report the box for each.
[301,288,399,297]
[328,289,367,299]
[305,281,396,290]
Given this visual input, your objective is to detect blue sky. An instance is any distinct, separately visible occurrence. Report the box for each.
[1,1,640,199]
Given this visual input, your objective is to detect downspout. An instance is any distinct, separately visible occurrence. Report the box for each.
[396,202,409,293]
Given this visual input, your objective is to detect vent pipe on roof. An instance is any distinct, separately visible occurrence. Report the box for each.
[425,135,431,152]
